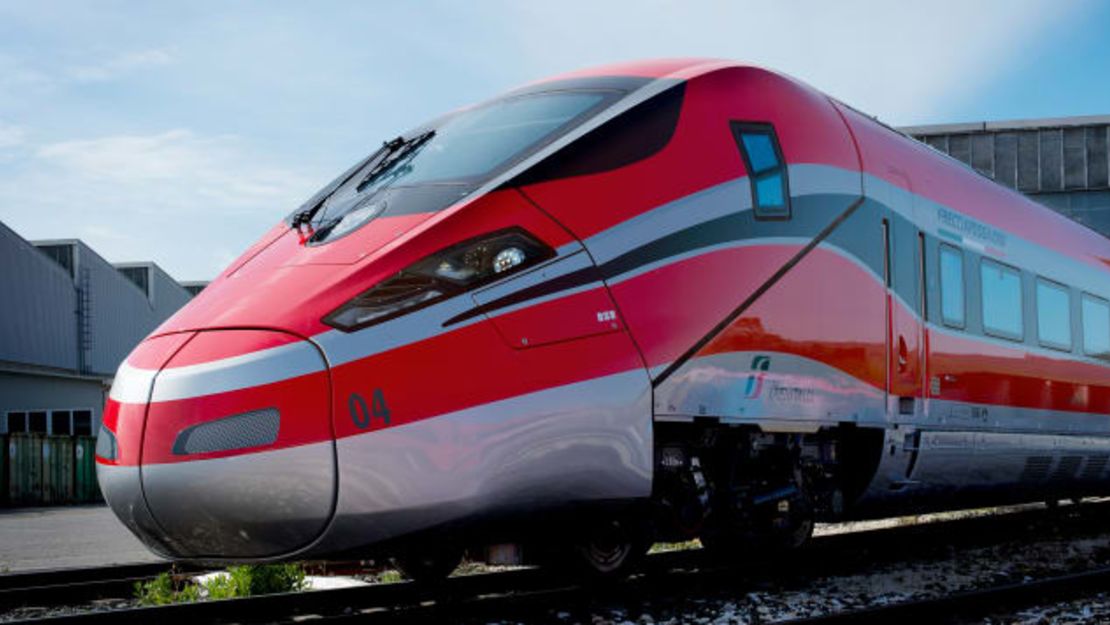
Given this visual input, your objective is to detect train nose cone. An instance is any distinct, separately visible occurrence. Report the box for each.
[100,330,336,560]
[98,333,194,558]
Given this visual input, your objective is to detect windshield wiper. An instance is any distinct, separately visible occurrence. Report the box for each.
[290,131,436,235]
[356,130,435,192]
[289,135,409,232]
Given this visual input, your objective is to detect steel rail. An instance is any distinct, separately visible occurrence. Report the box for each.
[778,566,1110,624]
[0,563,172,592]
[0,562,215,612]
[321,563,1110,625]
[0,563,185,611]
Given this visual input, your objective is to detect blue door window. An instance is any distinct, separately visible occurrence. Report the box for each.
[731,122,790,219]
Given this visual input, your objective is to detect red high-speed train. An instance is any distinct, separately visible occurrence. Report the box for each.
[97,59,1110,578]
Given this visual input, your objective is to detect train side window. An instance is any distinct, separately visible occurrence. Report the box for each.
[1082,293,1110,358]
[980,258,1023,341]
[939,244,965,328]
[731,122,790,219]
[1036,279,1072,351]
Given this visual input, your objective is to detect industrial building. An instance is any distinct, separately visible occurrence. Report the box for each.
[901,115,1110,237]
[0,220,196,439]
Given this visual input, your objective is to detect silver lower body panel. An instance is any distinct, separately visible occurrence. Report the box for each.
[312,369,653,555]
[140,442,337,559]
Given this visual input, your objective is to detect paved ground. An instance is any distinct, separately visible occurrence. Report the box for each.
[0,505,162,572]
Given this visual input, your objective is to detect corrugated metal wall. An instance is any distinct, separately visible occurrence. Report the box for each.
[75,247,193,376]
[150,264,194,323]
[0,223,79,371]
[0,222,195,378]
[908,122,1110,236]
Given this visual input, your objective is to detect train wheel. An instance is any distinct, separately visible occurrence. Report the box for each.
[548,516,650,577]
[392,546,464,582]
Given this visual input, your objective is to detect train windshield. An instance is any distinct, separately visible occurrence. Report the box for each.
[307,90,617,243]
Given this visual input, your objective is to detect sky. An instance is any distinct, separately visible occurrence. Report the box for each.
[0,1,1108,282]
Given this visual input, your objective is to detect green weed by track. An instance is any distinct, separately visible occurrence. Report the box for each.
[134,564,307,605]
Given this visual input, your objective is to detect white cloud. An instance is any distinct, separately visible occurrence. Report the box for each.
[0,128,321,279]
[69,48,173,82]
[34,129,310,213]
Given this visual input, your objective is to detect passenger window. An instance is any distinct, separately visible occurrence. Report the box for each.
[1036,279,1072,350]
[1082,293,1110,358]
[731,122,790,219]
[939,244,965,327]
[980,259,1023,340]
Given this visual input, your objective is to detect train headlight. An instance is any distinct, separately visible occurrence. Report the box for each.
[493,247,526,274]
[324,228,554,332]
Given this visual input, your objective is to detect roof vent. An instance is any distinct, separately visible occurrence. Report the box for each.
[35,243,76,278]
[116,266,151,297]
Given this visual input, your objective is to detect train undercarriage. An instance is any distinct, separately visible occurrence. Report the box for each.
[648,422,883,558]
[390,422,885,579]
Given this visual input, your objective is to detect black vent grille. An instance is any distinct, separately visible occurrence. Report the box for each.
[1052,455,1083,481]
[172,408,280,456]
[1084,455,1110,480]
[1021,456,1053,481]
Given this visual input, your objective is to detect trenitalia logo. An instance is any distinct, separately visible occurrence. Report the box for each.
[744,355,771,399]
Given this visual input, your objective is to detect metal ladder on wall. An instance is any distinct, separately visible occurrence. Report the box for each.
[77,267,92,374]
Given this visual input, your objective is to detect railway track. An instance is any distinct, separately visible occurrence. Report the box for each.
[3,501,1109,624]
[0,562,186,612]
[329,564,1110,625]
[785,567,1110,624]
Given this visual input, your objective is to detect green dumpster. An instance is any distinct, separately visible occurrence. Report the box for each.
[42,436,74,504]
[1,434,8,504]
[9,434,44,505]
[74,436,99,502]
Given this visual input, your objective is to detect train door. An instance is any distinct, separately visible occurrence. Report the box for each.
[880,170,930,498]
[850,169,931,512]
[884,171,926,422]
